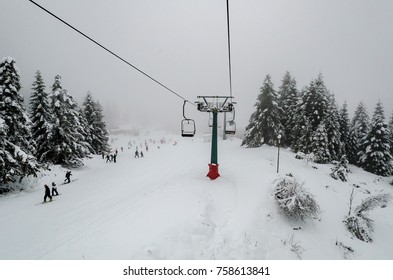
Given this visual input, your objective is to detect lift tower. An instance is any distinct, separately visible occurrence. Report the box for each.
[196,96,235,180]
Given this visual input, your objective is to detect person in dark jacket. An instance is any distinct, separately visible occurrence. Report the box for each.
[51,182,59,196]
[44,184,52,202]
[64,171,72,183]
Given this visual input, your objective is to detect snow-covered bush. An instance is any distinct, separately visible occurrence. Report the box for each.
[344,193,391,242]
[295,152,305,160]
[274,177,320,221]
[330,155,350,182]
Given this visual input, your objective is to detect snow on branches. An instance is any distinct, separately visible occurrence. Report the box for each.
[330,155,351,182]
[274,177,320,221]
[344,190,391,243]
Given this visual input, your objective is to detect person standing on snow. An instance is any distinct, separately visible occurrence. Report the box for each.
[64,171,72,184]
[135,149,139,158]
[113,153,117,163]
[51,182,59,196]
[140,151,144,158]
[44,184,52,202]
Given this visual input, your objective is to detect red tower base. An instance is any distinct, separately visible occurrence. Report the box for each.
[207,163,220,180]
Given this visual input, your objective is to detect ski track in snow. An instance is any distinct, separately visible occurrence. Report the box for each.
[0,132,393,259]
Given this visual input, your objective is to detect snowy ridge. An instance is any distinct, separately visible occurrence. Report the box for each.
[0,132,392,260]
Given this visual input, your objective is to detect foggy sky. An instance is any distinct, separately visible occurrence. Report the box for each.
[1,0,393,134]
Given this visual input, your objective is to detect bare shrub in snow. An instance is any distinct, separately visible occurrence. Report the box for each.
[274,177,320,221]
[344,192,391,242]
[335,241,354,259]
[330,155,351,182]
[282,233,304,259]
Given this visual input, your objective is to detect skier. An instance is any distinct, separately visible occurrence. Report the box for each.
[64,171,72,184]
[140,151,144,158]
[44,184,52,202]
[51,182,59,196]
[113,153,117,163]
[135,150,139,158]
[106,154,111,163]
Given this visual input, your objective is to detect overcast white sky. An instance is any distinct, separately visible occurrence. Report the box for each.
[1,0,392,134]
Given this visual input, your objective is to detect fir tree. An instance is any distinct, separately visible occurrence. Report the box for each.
[330,155,350,182]
[29,70,52,162]
[66,92,92,159]
[291,103,312,153]
[312,121,331,163]
[83,93,110,154]
[347,127,360,165]
[388,112,393,155]
[77,108,94,155]
[359,101,392,176]
[351,102,370,165]
[241,111,262,147]
[301,74,329,131]
[339,101,350,156]
[277,71,298,147]
[242,75,282,147]
[324,94,341,161]
[0,57,40,185]
[47,75,83,166]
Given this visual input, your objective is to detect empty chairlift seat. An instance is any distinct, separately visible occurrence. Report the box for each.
[181,119,196,137]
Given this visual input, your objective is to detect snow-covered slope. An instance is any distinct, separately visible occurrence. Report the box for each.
[0,132,392,260]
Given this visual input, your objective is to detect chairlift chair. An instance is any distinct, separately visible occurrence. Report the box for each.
[181,119,196,137]
[181,101,196,137]
[225,120,236,135]
[225,107,236,135]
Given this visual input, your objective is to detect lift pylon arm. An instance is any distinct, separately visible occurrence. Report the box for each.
[195,96,235,113]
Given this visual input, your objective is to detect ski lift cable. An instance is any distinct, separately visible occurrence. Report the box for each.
[27,0,195,107]
[226,0,233,98]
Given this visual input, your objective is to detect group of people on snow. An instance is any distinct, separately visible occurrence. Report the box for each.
[103,149,118,163]
[134,149,144,158]
[43,171,72,203]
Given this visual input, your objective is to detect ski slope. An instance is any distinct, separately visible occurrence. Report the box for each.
[0,131,392,260]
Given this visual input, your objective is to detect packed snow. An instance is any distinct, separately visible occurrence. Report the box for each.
[0,131,392,260]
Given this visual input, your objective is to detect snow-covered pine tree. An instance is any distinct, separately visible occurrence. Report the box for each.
[301,74,329,132]
[350,101,370,165]
[330,155,350,182]
[47,75,83,166]
[338,101,350,156]
[359,101,392,176]
[242,75,282,147]
[291,103,313,154]
[29,70,53,162]
[347,127,360,165]
[241,111,262,147]
[389,111,393,155]
[0,57,40,185]
[65,92,92,160]
[77,108,94,155]
[324,94,341,161]
[311,121,331,163]
[277,71,298,147]
[0,117,12,184]
[82,93,110,154]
